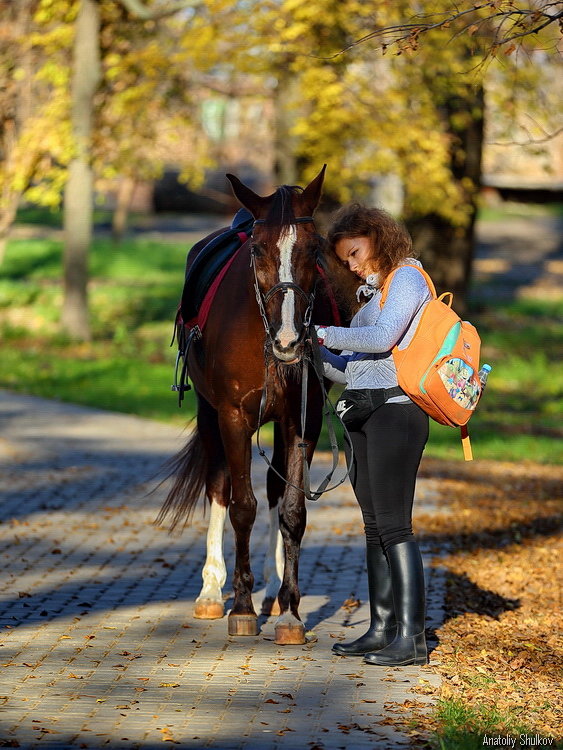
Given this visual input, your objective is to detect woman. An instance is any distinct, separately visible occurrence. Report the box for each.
[316,203,432,667]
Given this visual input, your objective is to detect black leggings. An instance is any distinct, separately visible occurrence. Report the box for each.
[344,401,429,553]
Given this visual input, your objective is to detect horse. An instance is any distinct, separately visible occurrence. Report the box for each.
[159,166,342,645]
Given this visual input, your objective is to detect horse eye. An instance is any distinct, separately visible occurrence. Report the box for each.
[251,243,263,258]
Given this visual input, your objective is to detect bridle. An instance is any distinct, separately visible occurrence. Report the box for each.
[251,215,353,502]
[250,216,317,342]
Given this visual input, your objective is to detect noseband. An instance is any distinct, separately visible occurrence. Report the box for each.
[251,216,318,342]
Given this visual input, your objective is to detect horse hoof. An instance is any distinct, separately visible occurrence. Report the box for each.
[274,622,306,645]
[261,597,281,617]
[228,614,259,636]
[194,599,224,619]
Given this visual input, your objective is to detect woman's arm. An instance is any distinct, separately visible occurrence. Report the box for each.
[320,347,350,385]
[321,267,429,353]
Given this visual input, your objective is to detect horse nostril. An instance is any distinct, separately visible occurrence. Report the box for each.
[274,337,300,353]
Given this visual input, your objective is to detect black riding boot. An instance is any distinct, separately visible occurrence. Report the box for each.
[364,541,427,666]
[332,544,396,656]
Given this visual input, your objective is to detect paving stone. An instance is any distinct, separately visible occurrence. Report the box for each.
[0,390,445,749]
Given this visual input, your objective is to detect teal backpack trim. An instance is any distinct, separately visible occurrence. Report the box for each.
[419,321,461,394]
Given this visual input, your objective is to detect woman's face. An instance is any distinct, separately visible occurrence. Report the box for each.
[334,236,378,280]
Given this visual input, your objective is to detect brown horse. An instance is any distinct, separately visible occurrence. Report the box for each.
[159,166,341,645]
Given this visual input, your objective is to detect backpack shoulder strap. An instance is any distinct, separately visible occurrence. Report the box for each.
[379,264,437,307]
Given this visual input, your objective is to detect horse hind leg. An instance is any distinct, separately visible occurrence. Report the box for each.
[262,423,285,617]
[194,399,230,620]
[193,492,229,619]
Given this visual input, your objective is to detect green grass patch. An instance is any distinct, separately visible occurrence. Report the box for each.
[477,200,563,222]
[0,231,560,463]
[431,698,563,749]
[15,205,116,228]
[0,335,195,424]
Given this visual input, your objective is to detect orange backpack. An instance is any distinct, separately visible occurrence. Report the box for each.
[380,265,482,461]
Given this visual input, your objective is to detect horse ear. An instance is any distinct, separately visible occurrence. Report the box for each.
[226,174,270,218]
[299,164,327,215]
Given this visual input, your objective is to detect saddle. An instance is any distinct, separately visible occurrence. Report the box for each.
[180,208,254,327]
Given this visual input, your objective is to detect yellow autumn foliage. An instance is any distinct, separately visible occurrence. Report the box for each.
[2,0,558,234]
[0,0,74,222]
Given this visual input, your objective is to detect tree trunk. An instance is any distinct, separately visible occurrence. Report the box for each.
[112,175,136,243]
[61,0,101,340]
[0,1,34,266]
[0,131,20,267]
[408,86,484,315]
[0,235,8,267]
[0,200,19,266]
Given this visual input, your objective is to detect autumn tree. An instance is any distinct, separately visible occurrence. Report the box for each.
[0,0,72,264]
[241,0,561,308]
[345,0,562,304]
[60,0,213,340]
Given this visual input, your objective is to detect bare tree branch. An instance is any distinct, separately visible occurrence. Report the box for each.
[117,0,203,21]
[500,11,563,44]
[313,2,563,60]
[488,125,563,146]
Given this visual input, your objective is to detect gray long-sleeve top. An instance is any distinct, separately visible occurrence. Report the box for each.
[320,261,432,403]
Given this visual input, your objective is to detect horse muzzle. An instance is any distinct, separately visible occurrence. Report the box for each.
[272,335,304,364]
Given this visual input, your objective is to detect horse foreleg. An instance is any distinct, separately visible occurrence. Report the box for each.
[274,423,308,645]
[275,392,323,646]
[262,423,285,616]
[220,410,258,637]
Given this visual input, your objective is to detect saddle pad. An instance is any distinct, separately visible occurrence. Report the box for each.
[180,208,254,325]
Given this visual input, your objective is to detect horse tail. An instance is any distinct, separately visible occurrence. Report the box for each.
[156,426,208,531]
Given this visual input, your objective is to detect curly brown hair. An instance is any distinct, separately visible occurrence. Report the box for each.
[326,203,414,282]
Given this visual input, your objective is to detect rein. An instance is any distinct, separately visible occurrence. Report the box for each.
[252,216,353,501]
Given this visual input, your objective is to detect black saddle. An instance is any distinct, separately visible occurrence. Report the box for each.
[180,208,254,324]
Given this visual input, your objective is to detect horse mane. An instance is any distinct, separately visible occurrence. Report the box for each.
[264,185,303,228]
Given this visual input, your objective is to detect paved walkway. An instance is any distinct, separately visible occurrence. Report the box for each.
[472,213,563,301]
[0,391,443,749]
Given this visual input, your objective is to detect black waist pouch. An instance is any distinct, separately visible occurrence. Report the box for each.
[336,387,405,430]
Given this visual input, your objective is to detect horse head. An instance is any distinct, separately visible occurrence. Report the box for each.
[226,166,326,364]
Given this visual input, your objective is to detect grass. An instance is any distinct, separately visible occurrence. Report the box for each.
[0,234,194,424]
[1,211,561,463]
[477,200,563,222]
[15,205,116,228]
[431,699,563,749]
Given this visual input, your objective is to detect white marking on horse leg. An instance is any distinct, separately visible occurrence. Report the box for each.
[264,507,285,601]
[196,502,227,602]
[276,225,298,348]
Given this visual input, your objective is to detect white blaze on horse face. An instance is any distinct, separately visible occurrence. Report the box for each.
[276,225,298,349]
[196,502,227,602]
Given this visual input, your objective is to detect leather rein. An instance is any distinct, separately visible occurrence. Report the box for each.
[251,216,352,502]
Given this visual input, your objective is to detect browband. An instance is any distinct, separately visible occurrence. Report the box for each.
[253,216,315,226]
